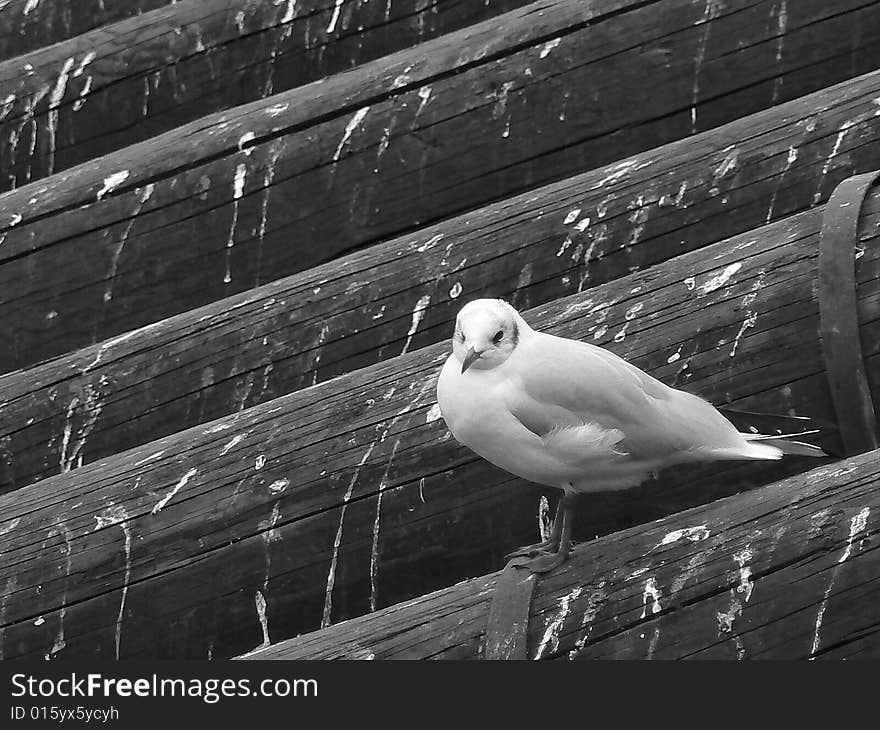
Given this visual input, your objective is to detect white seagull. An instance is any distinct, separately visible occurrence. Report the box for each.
[436,298,826,573]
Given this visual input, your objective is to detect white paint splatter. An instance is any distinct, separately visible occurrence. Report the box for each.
[563,208,581,225]
[59,378,107,474]
[712,145,738,181]
[400,294,431,355]
[268,478,289,494]
[729,269,765,357]
[45,56,75,175]
[448,282,462,299]
[326,0,344,33]
[765,146,798,223]
[279,0,296,24]
[238,131,256,153]
[624,302,643,321]
[534,587,583,659]
[323,444,376,628]
[391,64,414,89]
[734,547,753,603]
[134,451,165,467]
[426,403,443,423]
[593,159,652,189]
[813,120,854,205]
[93,505,131,659]
[223,163,248,283]
[658,525,710,547]
[96,171,130,201]
[811,507,872,657]
[539,37,562,59]
[691,0,723,131]
[415,86,432,117]
[255,590,270,647]
[839,507,870,565]
[266,102,289,117]
[415,233,443,253]
[151,468,198,514]
[260,502,282,544]
[46,520,72,657]
[104,183,154,303]
[0,518,21,536]
[233,163,247,199]
[220,434,246,456]
[569,581,608,659]
[204,422,233,435]
[698,262,742,295]
[640,577,662,618]
[333,106,370,162]
[771,1,788,103]
[255,454,267,470]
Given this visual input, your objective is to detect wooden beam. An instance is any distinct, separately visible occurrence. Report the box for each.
[0,0,172,62]
[0,195,877,660]
[0,0,531,191]
[3,70,880,491]
[240,449,880,660]
[2,0,879,372]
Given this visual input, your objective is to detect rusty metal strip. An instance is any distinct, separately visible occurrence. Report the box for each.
[484,562,537,660]
[818,170,880,456]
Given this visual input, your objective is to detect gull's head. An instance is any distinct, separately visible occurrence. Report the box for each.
[452,299,523,374]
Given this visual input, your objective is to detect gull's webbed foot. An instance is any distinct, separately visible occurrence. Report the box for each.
[505,538,559,561]
[509,547,570,574]
[507,491,576,574]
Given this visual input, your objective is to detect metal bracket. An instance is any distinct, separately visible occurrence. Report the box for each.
[484,562,536,660]
[818,170,880,455]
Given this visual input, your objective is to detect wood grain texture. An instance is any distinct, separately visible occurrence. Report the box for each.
[0,0,531,191]
[0,0,172,62]
[1,196,878,660]
[4,72,880,492]
[2,0,879,373]
[241,448,880,660]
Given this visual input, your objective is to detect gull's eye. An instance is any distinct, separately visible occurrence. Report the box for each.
[493,330,504,344]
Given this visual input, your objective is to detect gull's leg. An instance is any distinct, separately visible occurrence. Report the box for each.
[511,491,576,574]
[505,495,565,560]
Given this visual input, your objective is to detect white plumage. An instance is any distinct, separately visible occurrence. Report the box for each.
[436,298,823,572]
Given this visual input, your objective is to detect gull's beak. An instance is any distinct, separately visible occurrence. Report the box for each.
[461,346,482,374]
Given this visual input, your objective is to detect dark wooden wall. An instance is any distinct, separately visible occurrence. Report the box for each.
[244,449,880,660]
[1,0,879,662]
[2,188,878,659]
[1,68,879,491]
[2,0,880,374]
[0,0,173,61]
[0,0,531,191]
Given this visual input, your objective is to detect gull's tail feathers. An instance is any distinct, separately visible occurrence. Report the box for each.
[742,431,828,458]
[703,442,784,461]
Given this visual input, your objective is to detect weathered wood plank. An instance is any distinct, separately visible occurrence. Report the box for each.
[4,72,880,491]
[0,0,531,191]
[0,197,878,660]
[0,0,173,62]
[2,0,879,372]
[240,449,880,660]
